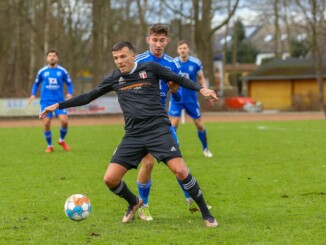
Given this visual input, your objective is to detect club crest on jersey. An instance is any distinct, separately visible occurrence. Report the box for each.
[189,66,194,72]
[57,71,62,76]
[139,71,147,79]
[49,78,58,84]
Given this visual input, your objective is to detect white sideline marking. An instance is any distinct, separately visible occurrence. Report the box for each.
[256,126,326,132]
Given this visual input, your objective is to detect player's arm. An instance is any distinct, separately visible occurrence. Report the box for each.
[59,76,113,109]
[169,60,182,102]
[168,62,182,102]
[168,82,181,102]
[40,77,113,118]
[28,72,42,105]
[197,70,208,89]
[151,62,218,101]
[64,71,74,99]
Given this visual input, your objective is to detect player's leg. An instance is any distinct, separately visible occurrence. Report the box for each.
[169,102,195,204]
[185,103,213,158]
[170,102,212,207]
[169,125,194,205]
[42,117,53,153]
[165,157,218,227]
[41,102,54,152]
[170,102,206,209]
[104,162,143,223]
[169,116,180,131]
[149,129,217,227]
[193,117,212,157]
[108,134,146,223]
[57,109,70,151]
[137,153,154,221]
[168,101,183,132]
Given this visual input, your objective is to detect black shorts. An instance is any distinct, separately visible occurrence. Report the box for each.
[110,124,182,169]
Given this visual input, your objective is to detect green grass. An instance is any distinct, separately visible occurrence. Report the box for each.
[0,120,325,244]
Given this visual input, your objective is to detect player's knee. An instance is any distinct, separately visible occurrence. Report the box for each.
[194,119,204,130]
[61,120,68,127]
[174,167,189,180]
[44,121,51,128]
[196,124,204,131]
[141,160,154,172]
[103,174,119,188]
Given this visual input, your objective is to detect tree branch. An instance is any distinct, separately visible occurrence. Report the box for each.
[209,0,240,37]
[160,0,193,19]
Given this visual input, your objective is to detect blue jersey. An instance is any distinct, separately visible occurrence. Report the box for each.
[31,65,74,104]
[172,56,202,103]
[135,51,181,108]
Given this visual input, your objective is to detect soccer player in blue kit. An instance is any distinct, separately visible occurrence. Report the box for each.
[28,50,74,153]
[169,40,213,158]
[135,24,206,221]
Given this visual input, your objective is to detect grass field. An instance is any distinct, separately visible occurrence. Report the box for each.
[0,119,325,244]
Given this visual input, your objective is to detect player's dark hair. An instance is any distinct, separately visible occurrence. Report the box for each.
[178,40,190,47]
[148,23,170,36]
[46,49,59,56]
[112,41,135,53]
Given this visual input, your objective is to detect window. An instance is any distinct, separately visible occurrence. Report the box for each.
[264,34,273,42]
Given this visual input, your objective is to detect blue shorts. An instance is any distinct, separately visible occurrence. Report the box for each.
[40,101,68,119]
[169,101,201,119]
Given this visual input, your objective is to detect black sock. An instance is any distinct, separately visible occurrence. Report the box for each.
[182,174,211,219]
[109,181,138,206]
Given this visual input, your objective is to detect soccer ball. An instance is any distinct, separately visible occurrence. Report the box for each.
[64,194,92,221]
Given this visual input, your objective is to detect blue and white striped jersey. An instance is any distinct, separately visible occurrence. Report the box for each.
[135,51,181,108]
[172,56,202,103]
[31,65,74,104]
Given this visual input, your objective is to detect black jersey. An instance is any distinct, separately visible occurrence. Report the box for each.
[59,62,202,134]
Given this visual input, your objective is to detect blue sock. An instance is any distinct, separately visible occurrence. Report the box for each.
[137,180,152,205]
[172,126,178,132]
[60,127,68,141]
[197,129,207,150]
[177,178,191,199]
[44,131,52,146]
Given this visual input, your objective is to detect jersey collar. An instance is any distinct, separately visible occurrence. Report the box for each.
[129,63,138,74]
[177,56,189,64]
[147,50,164,62]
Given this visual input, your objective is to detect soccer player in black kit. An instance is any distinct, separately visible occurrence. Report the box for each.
[40,41,219,227]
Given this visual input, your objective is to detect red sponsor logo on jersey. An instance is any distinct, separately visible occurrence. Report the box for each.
[139,71,147,79]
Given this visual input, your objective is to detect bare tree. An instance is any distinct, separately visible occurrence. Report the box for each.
[0,0,242,97]
[92,0,103,86]
[28,0,36,90]
[295,0,325,109]
[161,0,239,87]
[43,0,50,54]
[280,0,293,52]
[136,0,149,52]
[243,0,287,58]
[273,0,281,58]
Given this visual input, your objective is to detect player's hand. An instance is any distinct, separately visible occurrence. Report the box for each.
[28,95,35,105]
[168,82,180,93]
[39,103,59,119]
[66,94,72,99]
[199,88,219,102]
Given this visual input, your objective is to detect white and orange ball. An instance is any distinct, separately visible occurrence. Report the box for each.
[64,194,92,221]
